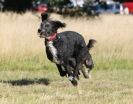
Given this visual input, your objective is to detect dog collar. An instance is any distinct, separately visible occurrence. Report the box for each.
[47,32,57,41]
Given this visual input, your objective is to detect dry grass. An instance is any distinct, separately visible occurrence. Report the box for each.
[0,70,133,104]
[0,12,133,70]
[0,12,42,57]
[0,12,133,59]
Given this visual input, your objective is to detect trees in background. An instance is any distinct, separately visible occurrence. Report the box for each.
[0,0,32,13]
[0,0,99,16]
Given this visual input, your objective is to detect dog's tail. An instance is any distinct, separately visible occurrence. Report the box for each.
[87,39,96,50]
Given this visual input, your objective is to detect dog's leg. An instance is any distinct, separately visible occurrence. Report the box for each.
[74,63,83,80]
[68,58,76,68]
[84,58,94,78]
[81,65,89,79]
[66,63,78,86]
[68,58,80,79]
[56,64,67,77]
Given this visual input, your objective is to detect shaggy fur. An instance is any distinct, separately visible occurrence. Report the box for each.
[38,13,96,86]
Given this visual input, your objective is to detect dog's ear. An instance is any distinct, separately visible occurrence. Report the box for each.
[41,13,49,21]
[87,39,97,50]
[54,21,66,29]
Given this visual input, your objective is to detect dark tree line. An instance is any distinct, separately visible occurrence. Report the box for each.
[0,0,132,14]
[0,0,33,13]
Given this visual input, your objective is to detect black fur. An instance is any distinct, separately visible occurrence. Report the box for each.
[38,13,96,86]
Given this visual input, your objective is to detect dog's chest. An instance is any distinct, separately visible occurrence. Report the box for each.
[46,41,60,64]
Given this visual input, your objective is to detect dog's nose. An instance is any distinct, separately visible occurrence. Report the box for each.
[38,29,41,33]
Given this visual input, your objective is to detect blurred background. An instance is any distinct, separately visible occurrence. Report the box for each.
[0,0,133,15]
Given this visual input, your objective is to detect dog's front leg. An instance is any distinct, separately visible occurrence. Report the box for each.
[56,64,67,77]
[66,64,78,86]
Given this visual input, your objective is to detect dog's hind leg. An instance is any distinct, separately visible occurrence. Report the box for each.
[84,58,94,78]
[81,66,89,79]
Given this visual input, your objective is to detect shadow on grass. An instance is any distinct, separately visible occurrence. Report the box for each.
[0,78,50,86]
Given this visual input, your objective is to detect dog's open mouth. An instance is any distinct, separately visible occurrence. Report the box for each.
[38,32,46,38]
[39,34,50,39]
[39,32,57,41]
[39,35,45,38]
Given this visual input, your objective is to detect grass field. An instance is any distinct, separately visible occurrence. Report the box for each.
[0,12,133,104]
[0,70,133,104]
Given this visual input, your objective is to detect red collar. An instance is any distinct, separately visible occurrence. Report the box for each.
[46,32,57,41]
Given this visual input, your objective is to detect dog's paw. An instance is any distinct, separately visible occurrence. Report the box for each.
[71,79,78,86]
[84,74,89,79]
[59,71,67,77]
[68,76,78,86]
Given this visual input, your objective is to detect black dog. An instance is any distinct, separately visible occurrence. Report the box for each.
[38,13,96,86]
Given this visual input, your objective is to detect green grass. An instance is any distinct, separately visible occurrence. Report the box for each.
[94,57,133,70]
[0,69,133,104]
[0,54,56,71]
[0,54,133,71]
[0,54,132,104]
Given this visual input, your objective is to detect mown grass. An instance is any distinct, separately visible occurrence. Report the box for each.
[0,70,133,104]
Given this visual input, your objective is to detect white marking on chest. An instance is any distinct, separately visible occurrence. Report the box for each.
[47,41,60,64]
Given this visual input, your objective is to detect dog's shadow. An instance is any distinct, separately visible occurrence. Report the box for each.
[0,78,50,86]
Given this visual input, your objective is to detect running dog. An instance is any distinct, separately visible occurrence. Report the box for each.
[38,13,96,86]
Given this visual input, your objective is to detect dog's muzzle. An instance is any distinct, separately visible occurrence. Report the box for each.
[38,29,41,33]
[38,29,46,38]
